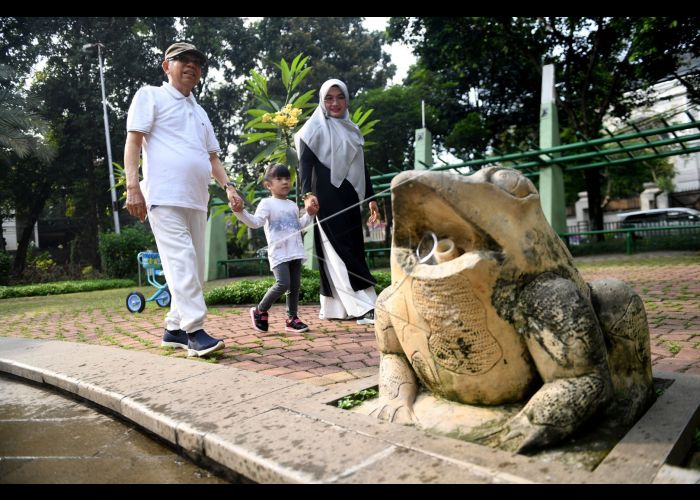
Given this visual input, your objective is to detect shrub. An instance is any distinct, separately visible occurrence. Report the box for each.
[99,225,156,279]
[0,278,134,299]
[205,269,392,306]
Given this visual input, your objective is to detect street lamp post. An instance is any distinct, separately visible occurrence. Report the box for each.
[83,42,120,234]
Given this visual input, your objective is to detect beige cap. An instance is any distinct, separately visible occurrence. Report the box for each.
[164,42,206,64]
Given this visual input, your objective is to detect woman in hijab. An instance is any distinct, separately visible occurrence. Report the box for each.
[294,79,380,325]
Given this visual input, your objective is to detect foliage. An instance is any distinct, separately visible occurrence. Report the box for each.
[242,54,316,169]
[250,18,394,98]
[98,225,156,279]
[0,252,12,285]
[353,85,422,174]
[0,63,57,256]
[0,278,135,299]
[205,269,391,306]
[336,388,379,409]
[566,231,700,257]
[389,16,700,232]
[0,64,56,165]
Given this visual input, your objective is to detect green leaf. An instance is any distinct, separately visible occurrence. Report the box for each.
[251,143,279,164]
[291,89,317,109]
[279,58,291,88]
[240,131,278,145]
[291,67,312,90]
[359,119,380,136]
[246,109,269,117]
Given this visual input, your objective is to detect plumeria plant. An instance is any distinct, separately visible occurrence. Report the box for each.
[241,54,316,200]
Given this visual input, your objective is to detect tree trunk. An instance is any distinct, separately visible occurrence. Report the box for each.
[584,169,605,241]
[12,217,37,275]
[73,156,100,269]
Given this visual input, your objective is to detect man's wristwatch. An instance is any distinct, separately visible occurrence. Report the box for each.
[225,182,236,190]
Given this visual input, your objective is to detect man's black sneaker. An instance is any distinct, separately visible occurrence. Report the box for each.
[186,329,225,357]
[250,307,269,332]
[356,309,375,325]
[285,316,309,333]
[161,328,188,349]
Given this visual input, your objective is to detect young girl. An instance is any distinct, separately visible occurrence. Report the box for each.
[231,163,318,333]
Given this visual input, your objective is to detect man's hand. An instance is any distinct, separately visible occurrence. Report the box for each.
[226,186,244,212]
[125,186,147,223]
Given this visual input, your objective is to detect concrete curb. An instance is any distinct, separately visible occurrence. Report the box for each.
[1,337,699,484]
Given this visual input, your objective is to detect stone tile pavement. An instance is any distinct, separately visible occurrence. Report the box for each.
[3,252,700,385]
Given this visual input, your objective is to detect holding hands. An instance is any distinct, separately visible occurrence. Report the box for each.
[304,193,319,216]
[226,185,244,212]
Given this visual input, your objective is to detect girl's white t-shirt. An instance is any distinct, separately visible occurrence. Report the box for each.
[234,197,312,269]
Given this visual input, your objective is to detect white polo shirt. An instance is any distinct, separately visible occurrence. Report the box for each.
[126,82,221,212]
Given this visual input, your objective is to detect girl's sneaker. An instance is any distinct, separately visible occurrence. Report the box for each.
[250,307,269,332]
[285,316,309,333]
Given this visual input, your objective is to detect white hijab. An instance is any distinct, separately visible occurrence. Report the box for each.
[294,79,367,200]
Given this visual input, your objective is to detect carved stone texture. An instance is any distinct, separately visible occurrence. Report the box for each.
[369,167,654,453]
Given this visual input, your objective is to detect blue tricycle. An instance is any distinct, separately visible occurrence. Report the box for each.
[125,251,171,313]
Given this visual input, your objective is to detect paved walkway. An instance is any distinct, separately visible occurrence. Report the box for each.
[1,251,699,483]
[3,252,700,384]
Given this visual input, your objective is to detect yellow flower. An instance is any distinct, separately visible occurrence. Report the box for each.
[263,105,303,130]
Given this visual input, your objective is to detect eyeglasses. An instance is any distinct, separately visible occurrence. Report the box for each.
[324,95,346,103]
[168,54,205,68]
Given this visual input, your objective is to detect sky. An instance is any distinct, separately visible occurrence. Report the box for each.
[362,17,417,86]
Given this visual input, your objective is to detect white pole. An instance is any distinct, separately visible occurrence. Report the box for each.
[421,100,425,129]
[97,44,120,234]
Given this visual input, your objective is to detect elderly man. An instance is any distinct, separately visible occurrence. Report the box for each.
[124,42,243,357]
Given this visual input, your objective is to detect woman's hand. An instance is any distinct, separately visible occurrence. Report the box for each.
[368,200,380,224]
[304,194,319,216]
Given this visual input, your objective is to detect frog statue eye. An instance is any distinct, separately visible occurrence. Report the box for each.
[489,168,536,198]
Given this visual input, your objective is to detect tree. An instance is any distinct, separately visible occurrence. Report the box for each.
[390,17,700,233]
[0,64,56,255]
[180,17,259,164]
[353,84,423,175]
[252,17,394,99]
[1,17,258,275]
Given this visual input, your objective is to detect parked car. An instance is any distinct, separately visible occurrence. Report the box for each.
[617,207,700,237]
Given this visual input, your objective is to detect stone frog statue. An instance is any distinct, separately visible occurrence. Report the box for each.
[371,166,654,453]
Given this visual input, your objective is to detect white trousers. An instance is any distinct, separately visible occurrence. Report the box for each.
[147,205,207,333]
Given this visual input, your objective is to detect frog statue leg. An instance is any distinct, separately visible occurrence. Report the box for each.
[498,272,613,453]
[588,278,654,425]
[368,284,420,425]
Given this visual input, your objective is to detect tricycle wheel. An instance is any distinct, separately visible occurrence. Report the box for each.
[126,292,146,313]
[156,289,171,308]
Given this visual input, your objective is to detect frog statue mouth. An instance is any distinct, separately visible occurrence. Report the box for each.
[389,167,540,275]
